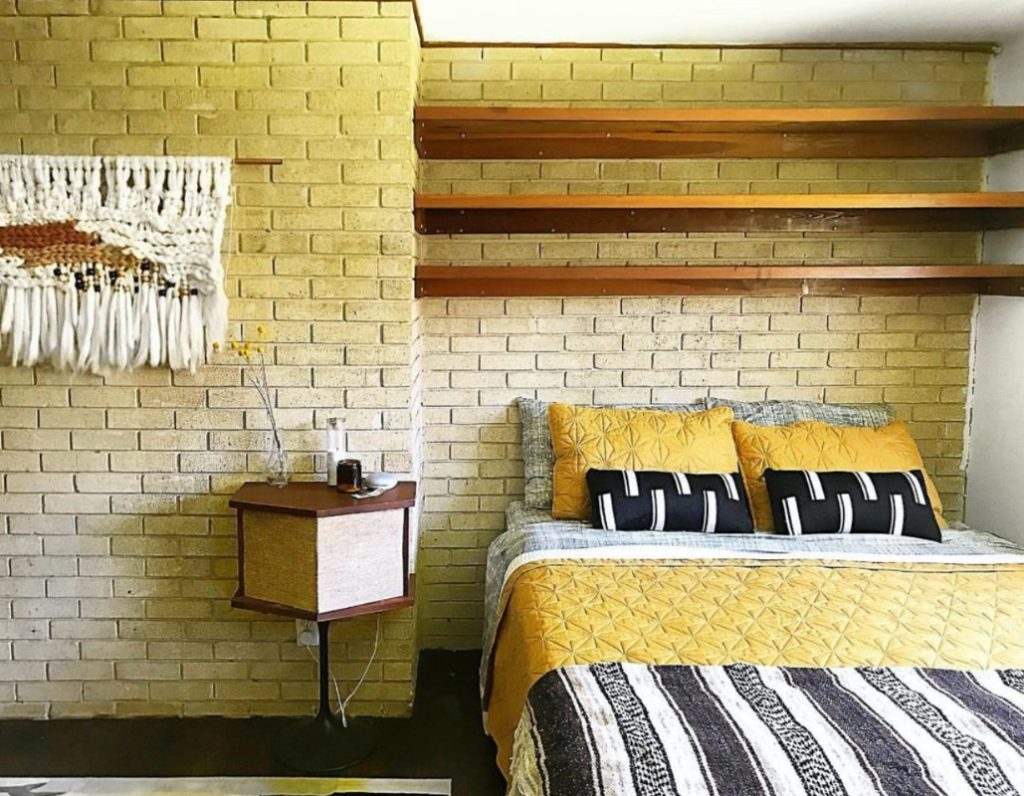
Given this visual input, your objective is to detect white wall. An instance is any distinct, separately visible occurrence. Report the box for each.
[966,35,1024,541]
[984,34,1024,260]
[965,297,1024,542]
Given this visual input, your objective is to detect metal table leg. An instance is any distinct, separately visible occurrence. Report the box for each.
[272,620,377,772]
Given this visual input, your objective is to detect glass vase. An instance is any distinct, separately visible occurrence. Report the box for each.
[262,435,292,487]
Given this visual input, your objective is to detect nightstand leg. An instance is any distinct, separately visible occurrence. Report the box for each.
[272,620,378,772]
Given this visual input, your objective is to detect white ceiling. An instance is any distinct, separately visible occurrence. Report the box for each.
[416,0,1024,46]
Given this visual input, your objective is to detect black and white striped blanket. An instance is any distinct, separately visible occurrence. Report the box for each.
[513,662,1024,796]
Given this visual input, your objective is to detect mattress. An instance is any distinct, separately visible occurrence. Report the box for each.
[484,501,1024,785]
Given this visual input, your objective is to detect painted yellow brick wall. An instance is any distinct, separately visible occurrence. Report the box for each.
[420,46,989,106]
[0,0,422,717]
[0,7,1000,698]
[416,46,990,647]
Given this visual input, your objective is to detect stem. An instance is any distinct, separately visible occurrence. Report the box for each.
[245,351,283,454]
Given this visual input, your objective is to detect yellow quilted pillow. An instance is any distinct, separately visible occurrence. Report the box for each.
[732,419,946,531]
[548,404,738,520]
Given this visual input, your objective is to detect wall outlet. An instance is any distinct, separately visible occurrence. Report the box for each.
[295,619,318,646]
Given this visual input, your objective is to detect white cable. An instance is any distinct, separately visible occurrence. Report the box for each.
[340,614,382,728]
[301,614,383,728]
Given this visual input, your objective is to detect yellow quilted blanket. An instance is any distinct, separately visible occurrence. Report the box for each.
[486,556,1024,776]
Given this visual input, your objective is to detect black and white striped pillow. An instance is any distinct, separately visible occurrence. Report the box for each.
[585,470,754,533]
[763,469,941,541]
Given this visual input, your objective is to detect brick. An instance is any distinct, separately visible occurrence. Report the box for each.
[20,40,89,62]
[342,16,410,41]
[0,17,49,39]
[195,17,266,39]
[56,63,126,87]
[236,42,305,65]
[124,16,195,39]
[693,63,753,81]
[163,41,233,64]
[309,41,378,64]
[0,64,54,87]
[196,65,269,88]
[162,0,234,13]
[128,65,197,87]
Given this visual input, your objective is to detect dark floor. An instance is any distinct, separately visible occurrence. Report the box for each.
[0,650,506,796]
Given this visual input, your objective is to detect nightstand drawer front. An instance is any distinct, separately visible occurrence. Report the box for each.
[242,511,319,611]
[317,508,405,611]
[240,506,407,614]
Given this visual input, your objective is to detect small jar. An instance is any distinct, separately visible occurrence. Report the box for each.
[336,458,362,494]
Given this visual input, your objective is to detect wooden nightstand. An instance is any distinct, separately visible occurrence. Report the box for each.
[229,480,417,772]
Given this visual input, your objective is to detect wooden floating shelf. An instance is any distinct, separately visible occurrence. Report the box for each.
[234,158,283,166]
[415,192,1024,234]
[415,105,1024,160]
[416,265,1024,298]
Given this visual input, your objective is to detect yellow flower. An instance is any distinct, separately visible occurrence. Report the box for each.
[257,345,265,353]
[212,342,220,352]
[256,325,267,338]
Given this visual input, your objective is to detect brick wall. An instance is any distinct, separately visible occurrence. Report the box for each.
[420,46,988,105]
[0,9,998,708]
[416,46,989,648]
[0,0,421,718]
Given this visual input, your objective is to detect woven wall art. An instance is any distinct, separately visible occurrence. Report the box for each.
[0,155,232,373]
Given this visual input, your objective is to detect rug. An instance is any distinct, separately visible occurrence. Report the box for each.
[0,779,451,796]
[0,155,232,373]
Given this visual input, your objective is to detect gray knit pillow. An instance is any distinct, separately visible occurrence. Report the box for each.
[705,398,894,428]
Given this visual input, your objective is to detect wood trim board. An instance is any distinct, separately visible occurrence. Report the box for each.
[416,105,1024,160]
[415,192,1024,234]
[415,265,1024,297]
[229,481,417,518]
[418,40,997,52]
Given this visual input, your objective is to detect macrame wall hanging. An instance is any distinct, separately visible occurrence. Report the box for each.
[0,155,232,374]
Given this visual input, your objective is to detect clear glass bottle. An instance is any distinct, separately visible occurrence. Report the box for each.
[326,417,345,487]
[262,442,292,488]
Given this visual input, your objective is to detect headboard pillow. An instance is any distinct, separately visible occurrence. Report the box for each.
[548,403,737,520]
[517,397,705,511]
[732,419,946,532]
[707,397,894,427]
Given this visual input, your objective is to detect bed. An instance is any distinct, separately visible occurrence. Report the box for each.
[484,501,1024,796]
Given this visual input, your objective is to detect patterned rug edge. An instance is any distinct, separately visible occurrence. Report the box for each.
[0,777,452,796]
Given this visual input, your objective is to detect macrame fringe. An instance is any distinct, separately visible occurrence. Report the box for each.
[0,275,227,374]
[0,155,231,374]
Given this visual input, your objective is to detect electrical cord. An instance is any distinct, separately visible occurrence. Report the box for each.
[340,613,382,727]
